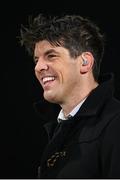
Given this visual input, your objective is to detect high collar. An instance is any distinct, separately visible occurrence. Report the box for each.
[74,73,114,117]
[33,98,60,124]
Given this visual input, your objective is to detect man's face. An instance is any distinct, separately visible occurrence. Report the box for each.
[34,40,81,105]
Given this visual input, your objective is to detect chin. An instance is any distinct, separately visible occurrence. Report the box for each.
[44,92,58,104]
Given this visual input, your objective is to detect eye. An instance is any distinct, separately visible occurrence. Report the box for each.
[47,54,56,59]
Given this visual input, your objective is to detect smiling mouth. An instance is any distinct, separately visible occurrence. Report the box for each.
[42,76,55,84]
[41,76,56,88]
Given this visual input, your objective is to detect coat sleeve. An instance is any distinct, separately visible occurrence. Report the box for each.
[101,114,120,178]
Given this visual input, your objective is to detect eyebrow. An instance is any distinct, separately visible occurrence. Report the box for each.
[44,49,59,56]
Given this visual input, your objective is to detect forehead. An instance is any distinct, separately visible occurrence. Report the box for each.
[34,40,57,55]
[35,40,53,51]
[34,40,67,56]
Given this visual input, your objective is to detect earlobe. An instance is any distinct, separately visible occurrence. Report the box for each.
[80,65,89,74]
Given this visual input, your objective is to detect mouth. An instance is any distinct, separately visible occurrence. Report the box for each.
[41,76,56,89]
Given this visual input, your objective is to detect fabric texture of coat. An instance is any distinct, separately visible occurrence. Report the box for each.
[35,73,120,178]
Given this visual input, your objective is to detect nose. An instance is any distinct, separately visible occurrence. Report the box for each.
[35,58,48,73]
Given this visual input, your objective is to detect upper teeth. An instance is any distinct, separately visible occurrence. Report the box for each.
[42,77,55,84]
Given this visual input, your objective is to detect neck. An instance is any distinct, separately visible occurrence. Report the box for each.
[60,80,98,117]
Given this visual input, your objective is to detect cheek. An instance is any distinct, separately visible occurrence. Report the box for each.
[62,68,73,81]
[65,69,79,85]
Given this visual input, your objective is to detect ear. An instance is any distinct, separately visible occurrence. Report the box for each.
[80,52,94,74]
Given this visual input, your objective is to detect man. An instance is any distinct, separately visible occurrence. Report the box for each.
[20,14,120,178]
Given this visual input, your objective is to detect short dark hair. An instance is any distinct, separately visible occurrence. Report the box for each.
[20,14,105,81]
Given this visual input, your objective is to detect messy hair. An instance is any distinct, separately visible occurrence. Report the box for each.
[20,14,105,80]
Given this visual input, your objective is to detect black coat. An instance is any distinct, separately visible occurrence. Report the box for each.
[36,74,120,178]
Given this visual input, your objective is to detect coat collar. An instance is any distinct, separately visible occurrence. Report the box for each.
[75,73,114,117]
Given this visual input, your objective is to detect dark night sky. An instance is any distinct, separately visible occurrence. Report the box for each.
[1,2,120,178]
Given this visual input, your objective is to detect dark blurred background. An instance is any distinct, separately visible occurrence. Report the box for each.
[1,2,120,178]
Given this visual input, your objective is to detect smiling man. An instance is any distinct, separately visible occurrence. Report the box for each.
[34,40,98,116]
[20,14,120,178]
